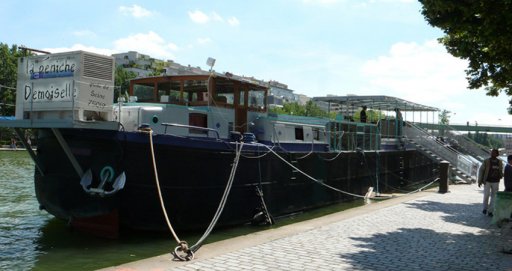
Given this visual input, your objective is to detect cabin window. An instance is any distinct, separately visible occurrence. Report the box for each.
[248,88,266,110]
[214,82,235,106]
[156,81,182,103]
[184,79,208,104]
[239,90,246,106]
[189,113,208,134]
[295,127,304,140]
[133,84,155,102]
[171,81,183,102]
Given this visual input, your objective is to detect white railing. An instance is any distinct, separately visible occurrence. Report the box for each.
[444,129,489,161]
[404,122,479,180]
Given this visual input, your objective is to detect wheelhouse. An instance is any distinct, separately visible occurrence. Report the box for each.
[129,74,268,134]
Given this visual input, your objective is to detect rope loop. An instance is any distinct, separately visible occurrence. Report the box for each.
[173,241,194,261]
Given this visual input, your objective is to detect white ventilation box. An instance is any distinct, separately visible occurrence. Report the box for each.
[15,51,115,122]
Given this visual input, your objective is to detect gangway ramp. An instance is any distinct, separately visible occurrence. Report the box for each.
[404,122,480,184]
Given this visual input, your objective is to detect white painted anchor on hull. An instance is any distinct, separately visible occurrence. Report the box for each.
[80,166,126,196]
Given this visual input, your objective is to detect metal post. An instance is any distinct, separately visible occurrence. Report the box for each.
[426,112,429,133]
[439,160,450,193]
[51,128,84,178]
[14,128,44,176]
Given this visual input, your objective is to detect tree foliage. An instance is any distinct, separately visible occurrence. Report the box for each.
[420,1,512,99]
[114,66,137,101]
[438,109,451,125]
[270,101,388,123]
[353,109,384,123]
[0,43,30,116]
[270,101,335,118]
[148,61,166,76]
[0,43,33,145]
[468,131,503,149]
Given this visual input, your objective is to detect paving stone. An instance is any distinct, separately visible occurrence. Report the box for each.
[107,184,512,271]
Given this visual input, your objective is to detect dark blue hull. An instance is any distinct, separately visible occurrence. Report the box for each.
[34,128,435,232]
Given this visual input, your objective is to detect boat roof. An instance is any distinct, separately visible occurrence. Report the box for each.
[131,72,269,89]
[312,95,439,112]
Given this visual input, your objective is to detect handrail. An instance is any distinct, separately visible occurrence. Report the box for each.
[440,124,489,161]
[161,122,220,140]
[405,122,459,160]
[414,122,489,161]
[404,121,478,179]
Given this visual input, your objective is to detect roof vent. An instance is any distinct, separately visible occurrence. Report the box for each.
[83,53,114,81]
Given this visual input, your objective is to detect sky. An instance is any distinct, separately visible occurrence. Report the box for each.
[2,0,512,126]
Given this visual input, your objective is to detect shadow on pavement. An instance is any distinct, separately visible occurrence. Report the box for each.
[403,200,484,226]
[340,227,512,270]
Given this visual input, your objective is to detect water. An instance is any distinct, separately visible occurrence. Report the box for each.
[0,151,47,271]
[0,151,365,271]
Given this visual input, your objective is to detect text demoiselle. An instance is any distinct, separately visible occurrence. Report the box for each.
[24,83,74,101]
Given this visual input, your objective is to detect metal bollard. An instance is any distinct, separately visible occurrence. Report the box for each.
[438,161,449,193]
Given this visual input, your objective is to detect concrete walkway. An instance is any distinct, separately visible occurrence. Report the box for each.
[100,184,512,271]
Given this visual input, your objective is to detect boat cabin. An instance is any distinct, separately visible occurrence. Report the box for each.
[123,76,388,151]
[123,74,268,137]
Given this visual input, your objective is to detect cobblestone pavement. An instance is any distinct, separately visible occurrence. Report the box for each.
[170,184,512,271]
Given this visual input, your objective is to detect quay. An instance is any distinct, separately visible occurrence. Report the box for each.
[100,184,512,271]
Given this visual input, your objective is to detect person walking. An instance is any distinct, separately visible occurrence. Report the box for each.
[478,148,504,217]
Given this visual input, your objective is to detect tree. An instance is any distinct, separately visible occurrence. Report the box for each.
[438,109,451,125]
[0,43,33,145]
[272,102,305,116]
[148,61,166,76]
[304,100,327,117]
[437,109,451,136]
[270,101,332,118]
[0,43,30,116]
[468,131,503,149]
[353,109,384,123]
[420,1,512,101]
[114,66,137,102]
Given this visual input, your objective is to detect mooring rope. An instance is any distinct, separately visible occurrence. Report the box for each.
[360,150,441,194]
[264,145,366,199]
[316,150,344,162]
[189,141,244,253]
[240,144,275,159]
[295,139,315,160]
[146,129,191,259]
[374,175,439,193]
[146,129,244,261]
[264,143,441,199]
[404,178,440,195]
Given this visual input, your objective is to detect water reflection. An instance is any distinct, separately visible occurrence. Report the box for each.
[0,151,48,271]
